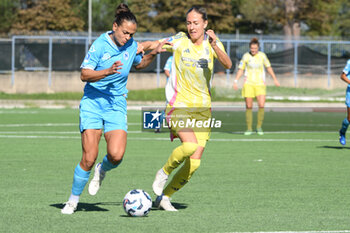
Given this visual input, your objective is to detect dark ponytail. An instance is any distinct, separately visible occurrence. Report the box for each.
[249,37,259,47]
[114,3,137,26]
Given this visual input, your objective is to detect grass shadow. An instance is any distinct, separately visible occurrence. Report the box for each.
[318,145,350,150]
[50,202,122,212]
[151,201,188,211]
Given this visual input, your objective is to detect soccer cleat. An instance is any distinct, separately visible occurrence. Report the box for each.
[88,163,105,196]
[339,130,346,146]
[155,195,178,211]
[152,168,168,196]
[244,130,253,136]
[61,201,78,215]
[257,128,264,135]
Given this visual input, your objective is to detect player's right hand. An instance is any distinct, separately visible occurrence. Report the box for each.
[233,82,238,90]
[109,61,123,74]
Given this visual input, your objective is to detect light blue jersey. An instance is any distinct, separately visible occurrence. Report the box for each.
[81,31,142,96]
[79,31,142,133]
[343,60,350,107]
[343,59,350,87]
[163,56,173,75]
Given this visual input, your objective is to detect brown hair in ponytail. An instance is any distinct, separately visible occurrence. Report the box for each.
[114,3,137,26]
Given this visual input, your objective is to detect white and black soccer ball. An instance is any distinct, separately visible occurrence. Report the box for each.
[123,189,152,217]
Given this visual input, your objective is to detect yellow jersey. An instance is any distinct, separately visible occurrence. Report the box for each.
[162,32,226,108]
[239,51,271,86]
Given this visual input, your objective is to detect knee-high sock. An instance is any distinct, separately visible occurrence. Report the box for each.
[257,108,265,129]
[246,109,253,131]
[162,142,198,175]
[101,155,122,172]
[71,164,91,196]
[340,118,349,134]
[163,158,201,197]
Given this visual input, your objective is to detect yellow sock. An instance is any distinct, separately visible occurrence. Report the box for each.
[163,158,201,197]
[162,142,198,175]
[246,109,253,131]
[257,108,265,129]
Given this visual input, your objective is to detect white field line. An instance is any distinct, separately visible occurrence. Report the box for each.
[0,134,337,142]
[0,131,143,134]
[0,131,336,134]
[0,122,338,128]
[228,231,350,233]
[0,123,141,127]
[0,123,77,127]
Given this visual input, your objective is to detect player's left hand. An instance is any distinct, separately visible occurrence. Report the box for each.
[206,30,217,48]
[151,39,173,55]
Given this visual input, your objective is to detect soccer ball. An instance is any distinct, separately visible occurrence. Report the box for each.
[123,189,152,217]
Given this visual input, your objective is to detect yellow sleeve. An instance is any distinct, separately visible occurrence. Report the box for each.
[159,32,187,53]
[238,53,247,70]
[262,53,271,68]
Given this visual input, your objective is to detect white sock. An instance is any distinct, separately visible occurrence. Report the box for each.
[68,194,80,203]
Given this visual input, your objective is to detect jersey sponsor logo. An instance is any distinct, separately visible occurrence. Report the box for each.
[89,45,96,52]
[124,51,129,60]
[101,53,111,61]
[183,48,190,53]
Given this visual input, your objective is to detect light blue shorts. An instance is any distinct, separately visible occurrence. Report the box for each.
[79,91,127,133]
[346,86,350,107]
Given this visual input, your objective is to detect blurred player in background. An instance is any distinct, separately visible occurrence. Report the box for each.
[338,59,350,145]
[163,55,173,81]
[155,55,173,133]
[61,3,168,214]
[233,38,280,135]
[146,6,232,211]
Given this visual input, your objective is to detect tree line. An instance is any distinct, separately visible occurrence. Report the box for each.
[1,0,350,38]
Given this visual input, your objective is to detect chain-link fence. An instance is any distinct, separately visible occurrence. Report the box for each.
[1,35,350,88]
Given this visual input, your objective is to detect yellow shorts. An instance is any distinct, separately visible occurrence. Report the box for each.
[165,106,211,147]
[242,83,266,98]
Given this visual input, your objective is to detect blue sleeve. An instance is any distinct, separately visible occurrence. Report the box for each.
[164,56,172,70]
[80,40,103,70]
[133,53,143,66]
[343,60,350,75]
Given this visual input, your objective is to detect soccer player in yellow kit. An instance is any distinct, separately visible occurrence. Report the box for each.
[233,38,280,135]
[150,6,232,211]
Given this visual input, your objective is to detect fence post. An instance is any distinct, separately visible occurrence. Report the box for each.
[294,41,298,87]
[48,37,53,87]
[327,43,331,88]
[11,36,15,86]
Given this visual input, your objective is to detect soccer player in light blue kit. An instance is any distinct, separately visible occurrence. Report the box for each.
[339,59,350,145]
[61,3,168,214]
[163,55,173,82]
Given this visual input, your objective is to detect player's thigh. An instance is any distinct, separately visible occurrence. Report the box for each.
[81,129,103,169]
[256,94,266,108]
[245,97,254,108]
[104,129,127,161]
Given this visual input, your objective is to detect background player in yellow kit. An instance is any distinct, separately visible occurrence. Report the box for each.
[233,37,280,135]
[149,6,232,211]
